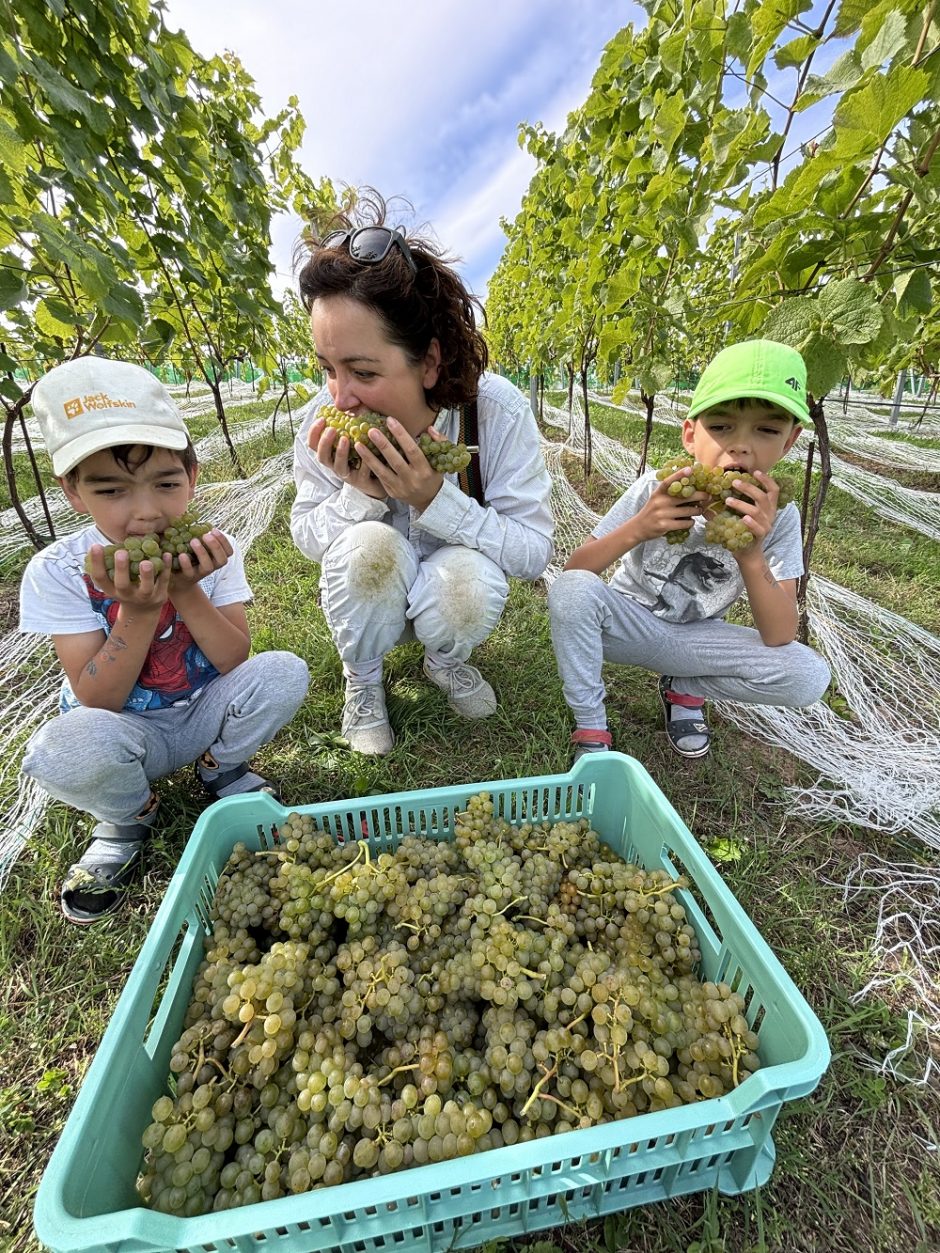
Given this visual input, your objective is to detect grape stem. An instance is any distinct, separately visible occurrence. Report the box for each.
[520,1063,558,1117]
[538,1091,583,1120]
[723,1023,744,1087]
[377,1063,420,1088]
[321,844,365,886]
[230,1017,253,1049]
[495,895,528,917]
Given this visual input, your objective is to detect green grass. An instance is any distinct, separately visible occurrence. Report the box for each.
[1,400,938,1252]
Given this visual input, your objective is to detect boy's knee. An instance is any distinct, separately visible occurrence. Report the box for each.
[799,651,832,706]
[548,568,604,619]
[269,651,310,705]
[238,651,310,706]
[781,647,832,707]
[22,708,127,787]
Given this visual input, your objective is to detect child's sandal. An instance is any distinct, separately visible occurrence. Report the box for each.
[570,729,613,763]
[60,822,147,925]
[658,677,711,759]
[195,758,282,803]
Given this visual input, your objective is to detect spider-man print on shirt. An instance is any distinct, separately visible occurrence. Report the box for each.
[82,575,219,710]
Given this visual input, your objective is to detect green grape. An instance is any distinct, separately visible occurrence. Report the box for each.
[84,510,214,582]
[318,404,471,474]
[655,456,785,552]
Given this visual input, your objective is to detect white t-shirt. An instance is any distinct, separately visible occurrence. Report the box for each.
[593,470,805,624]
[289,372,554,582]
[19,524,252,712]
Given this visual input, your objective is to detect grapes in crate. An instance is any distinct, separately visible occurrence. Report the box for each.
[138,793,763,1216]
[656,455,789,551]
[83,510,213,581]
[319,403,472,474]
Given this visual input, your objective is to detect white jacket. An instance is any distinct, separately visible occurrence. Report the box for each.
[290,372,554,581]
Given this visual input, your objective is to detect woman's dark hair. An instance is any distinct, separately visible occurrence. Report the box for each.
[296,189,488,410]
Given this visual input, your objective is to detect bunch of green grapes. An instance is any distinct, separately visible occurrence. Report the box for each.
[83,509,213,581]
[655,456,786,551]
[319,404,471,473]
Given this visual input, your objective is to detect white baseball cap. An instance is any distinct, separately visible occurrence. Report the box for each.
[31,357,190,476]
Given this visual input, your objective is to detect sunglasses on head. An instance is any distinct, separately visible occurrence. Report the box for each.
[320,226,417,275]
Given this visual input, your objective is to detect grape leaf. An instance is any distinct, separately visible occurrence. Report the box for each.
[832,67,929,160]
[817,277,883,345]
[0,262,27,311]
[893,269,931,316]
[859,9,909,71]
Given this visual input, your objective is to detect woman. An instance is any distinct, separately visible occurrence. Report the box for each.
[290,192,554,755]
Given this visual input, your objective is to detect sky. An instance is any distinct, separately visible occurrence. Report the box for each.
[162,0,639,300]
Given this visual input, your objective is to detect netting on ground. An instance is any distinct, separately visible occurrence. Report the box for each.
[828,855,939,1089]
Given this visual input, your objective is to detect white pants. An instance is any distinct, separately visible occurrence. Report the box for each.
[319,521,509,681]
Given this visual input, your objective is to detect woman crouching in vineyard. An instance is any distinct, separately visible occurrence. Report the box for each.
[290,191,554,755]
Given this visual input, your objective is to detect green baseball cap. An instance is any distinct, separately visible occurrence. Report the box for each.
[687,339,810,424]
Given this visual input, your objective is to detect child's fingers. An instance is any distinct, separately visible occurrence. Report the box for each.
[192,530,232,565]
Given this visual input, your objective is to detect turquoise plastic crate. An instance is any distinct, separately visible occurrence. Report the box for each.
[34,752,830,1253]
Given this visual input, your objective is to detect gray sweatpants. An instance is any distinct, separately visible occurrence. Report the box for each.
[21,651,309,825]
[548,568,830,729]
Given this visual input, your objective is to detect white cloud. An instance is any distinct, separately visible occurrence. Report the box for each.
[163,0,637,294]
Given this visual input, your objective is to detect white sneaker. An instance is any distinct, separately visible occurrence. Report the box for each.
[341,682,394,755]
[423,658,497,719]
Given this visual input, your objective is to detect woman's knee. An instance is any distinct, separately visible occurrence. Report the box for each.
[322,522,414,591]
[411,548,509,646]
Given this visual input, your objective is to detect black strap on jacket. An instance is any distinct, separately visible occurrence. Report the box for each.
[457,398,485,505]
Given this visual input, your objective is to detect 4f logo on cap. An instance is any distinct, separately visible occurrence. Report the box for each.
[64,397,84,418]
[785,377,801,392]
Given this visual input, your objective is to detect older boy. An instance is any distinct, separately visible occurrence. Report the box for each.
[548,340,831,762]
[19,357,309,923]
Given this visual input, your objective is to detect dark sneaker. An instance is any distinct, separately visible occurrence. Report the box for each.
[60,795,159,925]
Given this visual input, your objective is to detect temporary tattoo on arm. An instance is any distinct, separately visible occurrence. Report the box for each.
[88,634,129,674]
[761,563,777,587]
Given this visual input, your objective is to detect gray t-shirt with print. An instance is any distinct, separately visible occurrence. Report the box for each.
[592,470,804,624]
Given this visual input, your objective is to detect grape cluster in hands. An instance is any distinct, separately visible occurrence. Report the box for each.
[83,510,213,581]
[319,403,472,474]
[656,455,788,552]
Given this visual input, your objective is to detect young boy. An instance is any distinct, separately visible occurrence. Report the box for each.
[548,339,831,762]
[19,357,310,923]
